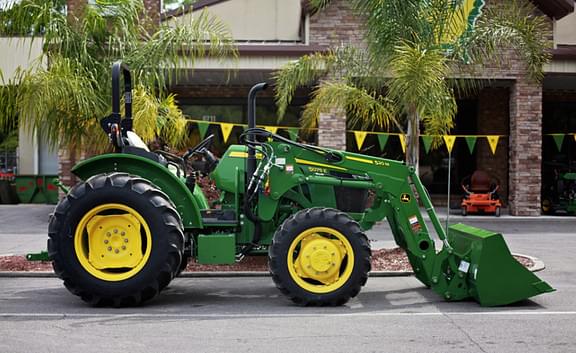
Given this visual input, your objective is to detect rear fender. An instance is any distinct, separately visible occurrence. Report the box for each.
[72,153,203,229]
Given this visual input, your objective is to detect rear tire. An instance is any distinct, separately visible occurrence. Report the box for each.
[269,208,371,306]
[48,173,184,306]
[495,206,501,217]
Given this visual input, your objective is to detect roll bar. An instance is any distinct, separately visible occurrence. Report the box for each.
[111,61,133,134]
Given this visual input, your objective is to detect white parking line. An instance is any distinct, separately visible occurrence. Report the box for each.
[1,311,575,319]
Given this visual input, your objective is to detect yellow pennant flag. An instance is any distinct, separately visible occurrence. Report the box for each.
[353,131,368,150]
[220,123,235,143]
[443,135,457,153]
[399,134,406,153]
[486,136,500,155]
[264,126,278,134]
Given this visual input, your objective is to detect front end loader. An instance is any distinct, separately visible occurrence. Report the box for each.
[48,62,554,307]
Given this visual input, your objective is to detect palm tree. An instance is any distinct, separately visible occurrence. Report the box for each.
[0,0,236,152]
[275,0,550,170]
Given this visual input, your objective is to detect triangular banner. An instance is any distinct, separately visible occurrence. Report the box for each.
[465,136,477,154]
[377,134,389,151]
[399,134,406,154]
[264,126,278,134]
[287,128,299,141]
[353,131,368,150]
[197,121,210,139]
[220,123,235,143]
[552,134,565,152]
[443,135,457,153]
[421,135,433,154]
[486,136,500,155]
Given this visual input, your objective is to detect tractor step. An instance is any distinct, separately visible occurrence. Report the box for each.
[201,209,237,225]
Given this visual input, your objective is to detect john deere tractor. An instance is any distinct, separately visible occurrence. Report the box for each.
[48,62,554,307]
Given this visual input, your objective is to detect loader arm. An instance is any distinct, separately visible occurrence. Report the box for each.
[256,138,554,306]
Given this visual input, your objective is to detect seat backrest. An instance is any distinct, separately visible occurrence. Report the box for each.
[470,170,492,193]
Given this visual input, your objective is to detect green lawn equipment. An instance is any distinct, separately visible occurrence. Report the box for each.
[48,62,554,307]
[542,172,576,215]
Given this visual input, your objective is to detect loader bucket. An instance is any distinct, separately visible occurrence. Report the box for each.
[447,223,554,306]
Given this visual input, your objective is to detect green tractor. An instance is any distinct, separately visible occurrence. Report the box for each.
[48,62,554,307]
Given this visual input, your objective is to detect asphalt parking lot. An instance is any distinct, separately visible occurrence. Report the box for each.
[0,205,575,352]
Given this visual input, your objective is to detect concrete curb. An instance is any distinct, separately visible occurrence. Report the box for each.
[0,253,544,278]
[514,253,546,272]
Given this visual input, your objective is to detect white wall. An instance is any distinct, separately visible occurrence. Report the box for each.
[0,37,57,175]
[167,0,302,42]
[0,37,45,82]
[555,12,576,46]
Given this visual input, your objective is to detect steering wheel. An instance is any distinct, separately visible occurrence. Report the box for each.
[183,134,215,160]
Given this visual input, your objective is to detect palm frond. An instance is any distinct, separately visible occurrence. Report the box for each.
[0,70,22,134]
[450,0,551,82]
[274,51,335,120]
[133,7,236,91]
[16,57,106,149]
[301,82,399,132]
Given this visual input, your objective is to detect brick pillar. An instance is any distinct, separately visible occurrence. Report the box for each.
[58,147,77,197]
[508,77,542,216]
[67,0,86,23]
[317,109,346,150]
[477,87,509,204]
[142,0,161,29]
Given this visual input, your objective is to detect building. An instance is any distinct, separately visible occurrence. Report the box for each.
[7,0,576,215]
[161,0,576,216]
[0,37,57,176]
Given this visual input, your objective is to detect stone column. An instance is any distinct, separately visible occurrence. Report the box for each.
[476,87,510,204]
[508,77,542,216]
[317,109,346,150]
[58,147,77,198]
[142,0,161,30]
[67,0,86,23]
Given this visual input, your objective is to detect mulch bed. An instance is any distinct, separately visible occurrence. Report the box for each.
[0,247,534,272]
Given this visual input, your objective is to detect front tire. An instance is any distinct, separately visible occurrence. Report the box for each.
[269,208,371,306]
[48,173,184,306]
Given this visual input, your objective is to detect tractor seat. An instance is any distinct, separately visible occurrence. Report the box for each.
[122,132,167,166]
[470,170,492,193]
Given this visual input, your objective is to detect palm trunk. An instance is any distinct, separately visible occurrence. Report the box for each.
[406,108,420,175]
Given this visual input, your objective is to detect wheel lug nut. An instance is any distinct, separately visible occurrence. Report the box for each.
[107,246,112,251]
[124,238,128,243]
[106,232,111,237]
[104,240,109,244]
[115,249,119,253]
[114,229,118,234]
[122,245,126,250]
[121,231,125,236]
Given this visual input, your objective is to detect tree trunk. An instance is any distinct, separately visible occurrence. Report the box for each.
[406,108,420,175]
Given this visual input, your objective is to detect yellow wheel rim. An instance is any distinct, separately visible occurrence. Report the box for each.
[287,227,355,294]
[74,203,152,282]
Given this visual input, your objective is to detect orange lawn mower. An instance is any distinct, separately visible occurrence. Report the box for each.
[461,170,502,217]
